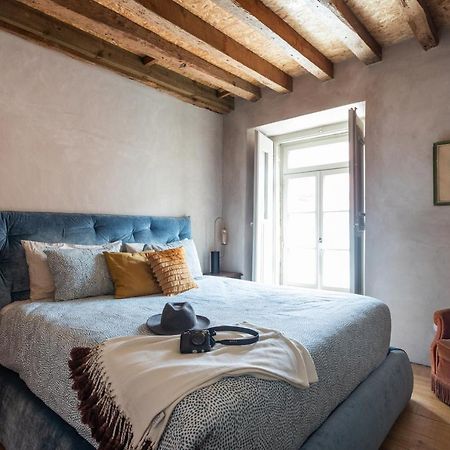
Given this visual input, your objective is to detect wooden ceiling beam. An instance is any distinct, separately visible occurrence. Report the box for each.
[0,0,233,113]
[397,0,438,50]
[92,0,292,93]
[307,0,382,64]
[211,0,333,81]
[141,55,156,66]
[15,0,260,101]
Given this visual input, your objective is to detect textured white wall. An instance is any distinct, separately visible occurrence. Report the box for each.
[223,30,450,365]
[0,30,223,270]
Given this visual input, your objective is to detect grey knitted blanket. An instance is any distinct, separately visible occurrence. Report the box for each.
[0,277,390,449]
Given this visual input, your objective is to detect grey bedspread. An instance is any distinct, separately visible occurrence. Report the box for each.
[0,277,390,450]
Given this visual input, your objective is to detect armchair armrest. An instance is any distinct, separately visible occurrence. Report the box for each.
[431,309,450,373]
[434,309,450,340]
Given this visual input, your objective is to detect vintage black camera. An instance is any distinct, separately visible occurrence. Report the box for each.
[180,329,215,354]
[179,326,259,354]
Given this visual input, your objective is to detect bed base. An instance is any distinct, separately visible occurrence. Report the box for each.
[302,349,413,450]
[0,349,412,450]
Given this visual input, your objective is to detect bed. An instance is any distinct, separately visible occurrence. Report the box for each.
[0,211,413,450]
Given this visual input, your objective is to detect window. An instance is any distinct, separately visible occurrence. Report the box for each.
[287,136,349,169]
[253,109,365,293]
[281,132,350,291]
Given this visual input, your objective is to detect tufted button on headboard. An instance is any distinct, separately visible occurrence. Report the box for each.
[0,211,191,307]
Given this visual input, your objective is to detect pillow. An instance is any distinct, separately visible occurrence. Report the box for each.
[44,245,121,301]
[123,243,145,253]
[146,247,198,296]
[21,240,122,300]
[104,251,161,298]
[22,240,65,300]
[144,239,203,279]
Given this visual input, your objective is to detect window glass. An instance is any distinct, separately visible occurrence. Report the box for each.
[284,248,316,286]
[322,250,350,289]
[322,212,349,249]
[286,176,316,212]
[287,139,348,169]
[323,172,349,211]
[286,213,316,248]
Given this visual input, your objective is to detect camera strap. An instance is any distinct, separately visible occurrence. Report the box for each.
[208,325,259,346]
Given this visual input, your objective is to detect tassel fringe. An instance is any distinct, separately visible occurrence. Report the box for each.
[69,345,154,450]
[431,373,450,405]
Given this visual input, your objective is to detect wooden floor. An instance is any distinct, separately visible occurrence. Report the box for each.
[381,364,450,450]
[0,364,449,450]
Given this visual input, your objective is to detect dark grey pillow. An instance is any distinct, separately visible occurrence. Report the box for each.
[44,243,121,301]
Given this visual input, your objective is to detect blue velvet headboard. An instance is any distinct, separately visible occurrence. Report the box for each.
[0,211,191,307]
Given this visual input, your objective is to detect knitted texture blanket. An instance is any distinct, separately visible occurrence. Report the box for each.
[0,277,390,449]
[69,325,318,449]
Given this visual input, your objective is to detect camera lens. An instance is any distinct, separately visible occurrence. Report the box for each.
[191,331,206,346]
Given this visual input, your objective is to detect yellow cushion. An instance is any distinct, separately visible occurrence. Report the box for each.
[146,247,198,296]
[104,251,161,299]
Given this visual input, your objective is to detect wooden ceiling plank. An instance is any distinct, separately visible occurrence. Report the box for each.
[307,0,382,64]
[0,0,233,113]
[397,0,438,50]
[92,0,292,93]
[211,0,333,81]
[15,0,260,101]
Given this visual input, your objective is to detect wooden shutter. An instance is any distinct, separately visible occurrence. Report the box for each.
[252,131,275,283]
[349,108,365,294]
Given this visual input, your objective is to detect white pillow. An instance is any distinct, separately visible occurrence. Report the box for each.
[123,242,145,253]
[180,239,203,279]
[21,240,122,300]
[137,239,203,279]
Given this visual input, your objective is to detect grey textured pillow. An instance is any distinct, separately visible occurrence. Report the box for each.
[44,243,121,301]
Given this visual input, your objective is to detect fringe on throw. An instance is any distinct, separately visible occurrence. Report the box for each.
[69,346,154,450]
[431,373,450,406]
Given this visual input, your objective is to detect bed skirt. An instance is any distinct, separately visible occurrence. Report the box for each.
[0,349,412,450]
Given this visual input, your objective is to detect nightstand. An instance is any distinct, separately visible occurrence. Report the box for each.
[204,271,243,279]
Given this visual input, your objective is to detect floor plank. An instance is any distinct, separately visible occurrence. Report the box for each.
[1,364,449,450]
[382,364,450,450]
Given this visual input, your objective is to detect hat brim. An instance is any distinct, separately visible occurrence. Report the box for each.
[146,314,210,335]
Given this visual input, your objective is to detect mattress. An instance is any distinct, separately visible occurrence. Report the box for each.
[0,277,391,450]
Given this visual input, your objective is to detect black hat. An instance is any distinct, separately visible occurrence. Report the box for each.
[147,302,210,335]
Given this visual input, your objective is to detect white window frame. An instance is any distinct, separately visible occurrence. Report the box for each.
[278,126,350,291]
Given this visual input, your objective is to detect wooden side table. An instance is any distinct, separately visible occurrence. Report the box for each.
[204,271,243,279]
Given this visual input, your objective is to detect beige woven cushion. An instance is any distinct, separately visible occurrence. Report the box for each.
[146,247,198,296]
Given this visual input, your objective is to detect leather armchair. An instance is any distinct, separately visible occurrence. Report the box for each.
[431,308,450,405]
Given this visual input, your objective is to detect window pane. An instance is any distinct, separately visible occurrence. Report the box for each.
[322,250,349,290]
[288,139,348,169]
[287,176,316,213]
[285,248,316,286]
[286,213,316,247]
[323,172,349,211]
[322,212,349,249]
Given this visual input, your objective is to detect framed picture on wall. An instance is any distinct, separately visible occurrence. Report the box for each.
[434,141,450,205]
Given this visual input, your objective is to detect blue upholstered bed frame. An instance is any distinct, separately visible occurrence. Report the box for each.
[0,211,191,307]
[0,211,413,450]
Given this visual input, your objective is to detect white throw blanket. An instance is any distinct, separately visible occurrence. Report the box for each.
[69,324,318,450]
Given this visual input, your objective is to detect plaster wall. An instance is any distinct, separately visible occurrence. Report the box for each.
[223,30,450,365]
[0,30,223,269]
